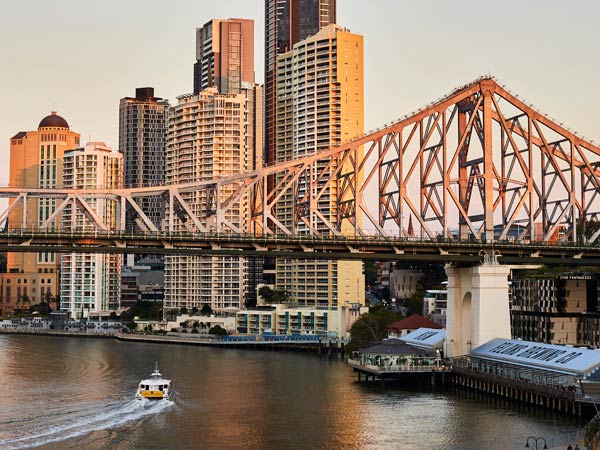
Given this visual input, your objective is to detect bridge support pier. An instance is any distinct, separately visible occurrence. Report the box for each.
[445,255,511,358]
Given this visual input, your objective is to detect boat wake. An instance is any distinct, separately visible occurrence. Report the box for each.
[0,398,173,450]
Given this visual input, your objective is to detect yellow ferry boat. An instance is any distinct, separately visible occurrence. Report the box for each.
[135,362,174,400]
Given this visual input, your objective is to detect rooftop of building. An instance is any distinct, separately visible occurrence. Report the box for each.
[388,314,443,332]
[471,337,600,377]
[360,339,437,357]
[121,87,168,103]
[38,111,69,129]
[11,131,27,139]
[400,328,446,350]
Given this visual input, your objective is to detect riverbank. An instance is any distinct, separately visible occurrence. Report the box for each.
[0,329,346,357]
[115,332,345,358]
[0,329,114,338]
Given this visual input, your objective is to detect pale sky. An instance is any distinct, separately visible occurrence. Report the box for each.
[1,0,599,186]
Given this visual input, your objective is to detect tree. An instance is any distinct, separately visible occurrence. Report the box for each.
[180,306,188,315]
[200,304,213,316]
[257,286,290,304]
[258,286,273,303]
[404,292,424,316]
[121,300,162,321]
[53,294,61,312]
[271,289,289,303]
[43,292,54,313]
[209,325,227,336]
[364,261,378,287]
[347,309,402,352]
[21,294,30,310]
[191,306,199,316]
[30,301,50,315]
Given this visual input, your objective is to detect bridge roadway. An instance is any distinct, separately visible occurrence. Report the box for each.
[0,228,597,265]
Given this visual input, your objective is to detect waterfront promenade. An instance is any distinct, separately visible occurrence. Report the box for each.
[115,332,346,357]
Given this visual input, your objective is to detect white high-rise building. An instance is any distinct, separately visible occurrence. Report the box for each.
[274,24,365,308]
[60,142,123,318]
[164,88,250,312]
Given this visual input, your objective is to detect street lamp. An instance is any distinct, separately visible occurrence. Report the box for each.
[525,436,548,450]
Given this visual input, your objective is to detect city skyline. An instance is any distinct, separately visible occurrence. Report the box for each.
[2,0,599,187]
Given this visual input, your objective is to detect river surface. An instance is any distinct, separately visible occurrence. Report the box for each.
[0,335,587,450]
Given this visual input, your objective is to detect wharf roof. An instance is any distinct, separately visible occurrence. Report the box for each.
[400,328,446,350]
[471,338,600,377]
[361,339,436,357]
[388,314,443,333]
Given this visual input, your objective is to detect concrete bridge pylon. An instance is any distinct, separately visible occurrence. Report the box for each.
[445,254,511,358]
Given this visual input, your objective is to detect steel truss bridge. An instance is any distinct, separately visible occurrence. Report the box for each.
[1,77,599,264]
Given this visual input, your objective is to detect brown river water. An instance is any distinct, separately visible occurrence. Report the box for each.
[0,335,586,450]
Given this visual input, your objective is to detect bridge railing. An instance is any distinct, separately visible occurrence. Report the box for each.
[1,226,598,249]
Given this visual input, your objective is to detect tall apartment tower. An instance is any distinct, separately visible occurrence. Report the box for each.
[164,88,250,312]
[60,142,123,318]
[119,87,169,230]
[194,18,255,95]
[264,0,336,165]
[0,113,80,315]
[275,24,365,308]
[191,17,263,307]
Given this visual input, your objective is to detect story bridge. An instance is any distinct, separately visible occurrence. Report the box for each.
[1,76,599,257]
[2,76,599,357]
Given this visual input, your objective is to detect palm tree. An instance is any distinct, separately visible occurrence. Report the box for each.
[21,294,30,311]
[44,292,54,314]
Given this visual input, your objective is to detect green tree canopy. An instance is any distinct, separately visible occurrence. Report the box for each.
[200,304,213,316]
[258,285,273,303]
[121,300,162,321]
[209,325,227,336]
[30,301,50,315]
[348,309,402,351]
[257,286,290,304]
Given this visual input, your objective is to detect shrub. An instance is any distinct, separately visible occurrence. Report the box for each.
[209,325,227,336]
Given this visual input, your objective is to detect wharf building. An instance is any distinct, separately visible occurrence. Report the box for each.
[118,87,169,231]
[164,88,250,312]
[0,112,80,316]
[511,273,600,348]
[60,142,123,318]
[274,24,365,308]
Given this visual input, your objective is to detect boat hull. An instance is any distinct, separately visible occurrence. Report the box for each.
[135,390,174,401]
